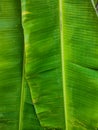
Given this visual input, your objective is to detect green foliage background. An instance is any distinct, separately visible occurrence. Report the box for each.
[0,0,98,130]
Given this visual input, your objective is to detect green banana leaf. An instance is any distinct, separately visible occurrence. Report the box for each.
[21,0,65,129]
[0,0,43,130]
[0,0,24,129]
[1,0,98,130]
[0,0,65,130]
[63,0,98,129]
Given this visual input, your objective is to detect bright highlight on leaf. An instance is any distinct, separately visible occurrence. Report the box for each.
[91,0,98,16]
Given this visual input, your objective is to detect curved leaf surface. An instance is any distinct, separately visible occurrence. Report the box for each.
[21,0,65,129]
[0,1,43,130]
[1,0,98,130]
[63,1,98,129]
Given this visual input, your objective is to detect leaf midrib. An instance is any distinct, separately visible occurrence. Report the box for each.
[19,26,25,130]
[59,0,67,129]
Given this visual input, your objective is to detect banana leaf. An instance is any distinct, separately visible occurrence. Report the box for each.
[1,0,98,130]
[0,0,44,130]
[21,0,65,129]
[0,0,24,129]
[0,0,65,130]
[63,0,98,129]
